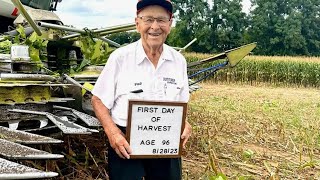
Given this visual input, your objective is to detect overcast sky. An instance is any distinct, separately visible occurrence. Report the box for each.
[55,0,251,29]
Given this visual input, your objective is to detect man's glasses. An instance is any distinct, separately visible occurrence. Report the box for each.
[138,16,171,26]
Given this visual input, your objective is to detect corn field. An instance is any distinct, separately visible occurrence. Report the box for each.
[184,53,320,87]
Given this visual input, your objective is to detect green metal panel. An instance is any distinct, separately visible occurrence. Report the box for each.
[0,86,51,104]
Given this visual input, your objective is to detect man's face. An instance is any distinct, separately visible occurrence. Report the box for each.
[135,5,172,49]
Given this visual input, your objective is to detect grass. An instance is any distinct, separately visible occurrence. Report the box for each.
[183,83,320,179]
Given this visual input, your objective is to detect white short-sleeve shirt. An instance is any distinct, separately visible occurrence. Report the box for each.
[92,40,190,127]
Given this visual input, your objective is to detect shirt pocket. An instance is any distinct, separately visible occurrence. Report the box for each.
[113,81,144,119]
[165,82,182,101]
[116,72,144,98]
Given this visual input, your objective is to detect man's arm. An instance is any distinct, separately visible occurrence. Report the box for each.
[91,95,132,159]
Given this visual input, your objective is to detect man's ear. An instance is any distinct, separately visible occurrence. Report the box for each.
[135,17,140,33]
[169,20,173,27]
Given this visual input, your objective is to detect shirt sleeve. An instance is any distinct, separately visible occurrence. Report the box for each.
[92,52,120,110]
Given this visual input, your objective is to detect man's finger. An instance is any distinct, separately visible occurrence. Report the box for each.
[115,148,125,159]
[119,145,130,159]
[123,142,132,154]
[181,122,192,148]
[181,132,188,139]
[181,125,191,139]
[182,134,190,148]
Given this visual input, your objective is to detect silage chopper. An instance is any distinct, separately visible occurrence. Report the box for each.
[0,0,256,179]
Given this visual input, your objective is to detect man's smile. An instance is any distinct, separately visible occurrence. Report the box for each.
[148,32,161,36]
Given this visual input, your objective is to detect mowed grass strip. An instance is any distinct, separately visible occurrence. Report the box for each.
[183,83,320,179]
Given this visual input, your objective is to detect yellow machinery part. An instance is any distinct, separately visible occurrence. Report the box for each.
[0,86,51,104]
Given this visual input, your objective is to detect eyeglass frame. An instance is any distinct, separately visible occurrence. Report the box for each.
[137,16,172,26]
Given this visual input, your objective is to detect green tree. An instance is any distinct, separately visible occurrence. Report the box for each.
[107,31,140,46]
[169,0,248,53]
[167,0,209,51]
[249,0,286,55]
[249,0,319,56]
[210,0,248,51]
[297,0,320,56]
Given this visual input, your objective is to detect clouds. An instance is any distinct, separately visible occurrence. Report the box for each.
[55,0,251,29]
[55,0,137,29]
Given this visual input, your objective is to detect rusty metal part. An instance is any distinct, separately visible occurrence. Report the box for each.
[45,113,98,134]
[82,93,94,115]
[0,139,63,159]
[0,104,52,122]
[0,126,62,144]
[0,86,51,104]
[8,109,98,134]
[54,105,101,127]
[0,157,58,179]
[11,62,39,73]
[0,73,56,81]
[0,60,11,72]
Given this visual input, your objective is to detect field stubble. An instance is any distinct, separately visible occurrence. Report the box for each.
[183,83,320,179]
[31,82,320,180]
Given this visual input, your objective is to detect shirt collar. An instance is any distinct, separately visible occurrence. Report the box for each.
[136,39,174,65]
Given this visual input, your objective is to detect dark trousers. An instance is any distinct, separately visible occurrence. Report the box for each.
[107,126,182,180]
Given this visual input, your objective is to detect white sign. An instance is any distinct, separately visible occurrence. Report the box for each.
[126,100,187,158]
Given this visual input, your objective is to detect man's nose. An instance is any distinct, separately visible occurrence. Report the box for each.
[150,20,161,28]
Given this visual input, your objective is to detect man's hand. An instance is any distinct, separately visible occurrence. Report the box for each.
[181,121,192,149]
[91,96,132,159]
[109,132,132,159]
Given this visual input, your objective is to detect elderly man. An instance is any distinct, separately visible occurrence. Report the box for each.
[91,0,191,179]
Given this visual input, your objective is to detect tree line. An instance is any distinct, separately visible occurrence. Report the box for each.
[108,0,320,56]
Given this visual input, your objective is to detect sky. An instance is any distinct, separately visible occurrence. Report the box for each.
[55,0,251,29]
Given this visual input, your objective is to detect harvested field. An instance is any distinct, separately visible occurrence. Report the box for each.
[183,83,320,179]
[20,83,320,179]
